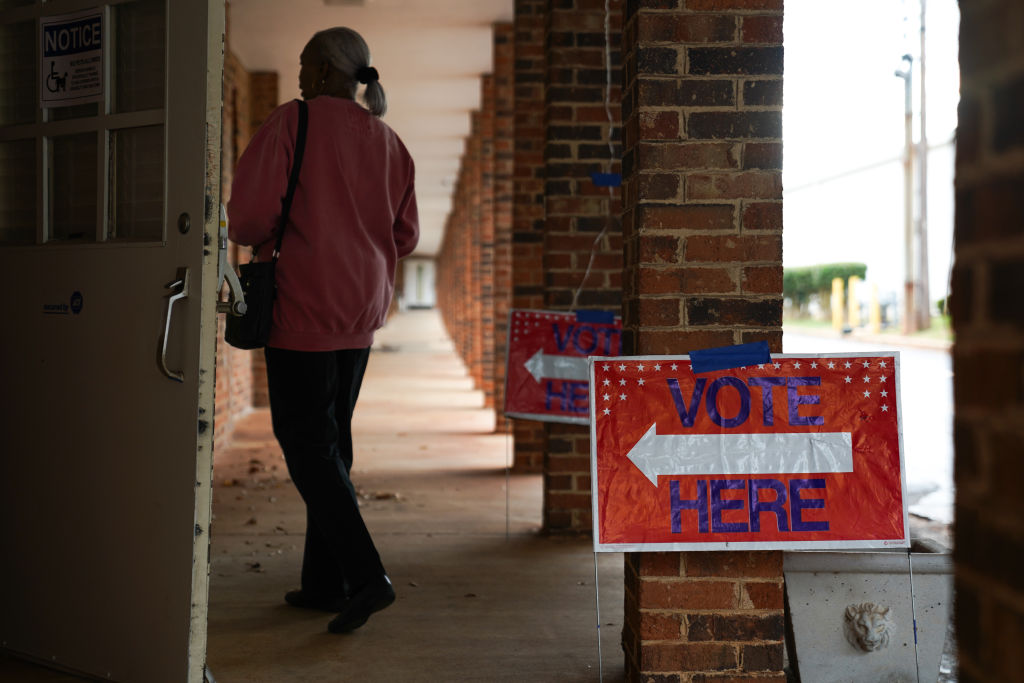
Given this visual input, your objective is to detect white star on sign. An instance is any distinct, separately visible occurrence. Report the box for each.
[881,404,889,412]
[602,364,610,371]
[603,393,610,401]
[773,362,781,369]
[844,361,852,369]
[618,364,627,371]
[828,361,836,369]
[637,379,645,386]
[638,363,645,371]
[619,393,627,401]
[794,361,802,369]
[881,390,888,397]
[845,376,852,384]
[879,361,888,368]
[619,378,627,386]
[879,375,887,382]
[603,408,611,415]
[811,361,818,368]
[862,360,871,368]
[602,379,610,386]
[653,364,661,371]
[863,376,871,383]
[863,390,871,398]
[670,364,678,371]
[758,364,765,369]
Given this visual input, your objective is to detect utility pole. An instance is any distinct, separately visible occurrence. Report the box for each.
[895,54,916,334]
[916,0,932,330]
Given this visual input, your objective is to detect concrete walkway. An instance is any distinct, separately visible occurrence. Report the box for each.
[0,310,624,682]
[204,309,625,682]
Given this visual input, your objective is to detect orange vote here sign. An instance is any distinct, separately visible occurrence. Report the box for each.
[589,353,908,552]
[504,309,622,425]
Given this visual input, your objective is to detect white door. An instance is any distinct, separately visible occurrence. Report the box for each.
[0,1,222,681]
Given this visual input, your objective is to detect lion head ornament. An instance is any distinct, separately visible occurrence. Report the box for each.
[843,602,894,652]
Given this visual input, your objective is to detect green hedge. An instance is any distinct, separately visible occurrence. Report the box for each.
[784,262,868,315]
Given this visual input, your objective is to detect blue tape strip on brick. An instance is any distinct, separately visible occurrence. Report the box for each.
[689,340,772,373]
[575,309,616,324]
[589,172,622,187]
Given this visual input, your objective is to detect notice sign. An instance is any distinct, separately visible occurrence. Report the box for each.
[590,353,908,552]
[504,309,622,425]
[41,10,104,108]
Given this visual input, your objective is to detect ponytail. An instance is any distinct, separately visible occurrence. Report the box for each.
[363,79,387,118]
[355,65,387,117]
[307,27,388,118]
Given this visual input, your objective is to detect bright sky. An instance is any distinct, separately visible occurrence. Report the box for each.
[783,0,961,309]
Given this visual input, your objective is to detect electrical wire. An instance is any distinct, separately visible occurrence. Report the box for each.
[594,551,604,682]
[505,417,512,541]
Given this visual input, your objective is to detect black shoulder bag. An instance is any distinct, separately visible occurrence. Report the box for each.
[225,99,309,350]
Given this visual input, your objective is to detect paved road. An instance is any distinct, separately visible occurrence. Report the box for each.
[783,332,954,524]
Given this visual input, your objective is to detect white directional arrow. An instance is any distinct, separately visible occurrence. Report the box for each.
[524,348,589,383]
[626,424,853,486]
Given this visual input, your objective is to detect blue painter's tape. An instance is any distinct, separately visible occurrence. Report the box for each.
[690,340,772,373]
[590,172,622,187]
[575,309,616,324]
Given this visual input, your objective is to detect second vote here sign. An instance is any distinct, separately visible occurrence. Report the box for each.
[504,309,621,424]
[589,353,908,552]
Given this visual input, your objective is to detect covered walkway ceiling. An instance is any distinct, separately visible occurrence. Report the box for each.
[228,0,515,257]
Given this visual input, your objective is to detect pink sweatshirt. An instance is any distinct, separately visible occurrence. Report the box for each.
[228,97,418,351]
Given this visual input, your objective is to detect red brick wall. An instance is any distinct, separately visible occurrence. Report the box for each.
[214,28,279,454]
[436,29,515,430]
[467,112,485,396]
[493,23,515,432]
[437,114,483,387]
[952,1,1024,681]
[480,79,497,408]
[215,47,254,455]
[541,0,623,534]
[620,0,784,679]
[247,72,279,409]
[511,0,548,472]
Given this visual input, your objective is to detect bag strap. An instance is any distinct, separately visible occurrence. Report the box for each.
[251,98,309,262]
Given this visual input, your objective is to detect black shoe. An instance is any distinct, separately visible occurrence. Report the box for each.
[327,575,395,633]
[284,589,347,612]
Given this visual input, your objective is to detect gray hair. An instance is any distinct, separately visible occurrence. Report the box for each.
[307,27,387,117]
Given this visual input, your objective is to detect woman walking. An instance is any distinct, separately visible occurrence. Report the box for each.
[228,26,418,633]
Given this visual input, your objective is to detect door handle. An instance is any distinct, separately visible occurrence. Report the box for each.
[216,204,247,316]
[160,268,190,383]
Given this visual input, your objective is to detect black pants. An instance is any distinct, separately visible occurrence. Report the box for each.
[265,346,384,597]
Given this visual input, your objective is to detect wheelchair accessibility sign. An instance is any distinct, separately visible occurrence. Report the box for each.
[40,10,104,108]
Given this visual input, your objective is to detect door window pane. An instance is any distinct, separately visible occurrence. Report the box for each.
[49,102,100,122]
[0,21,36,125]
[0,139,36,243]
[112,0,166,113]
[108,125,163,240]
[49,133,97,241]
[0,0,35,9]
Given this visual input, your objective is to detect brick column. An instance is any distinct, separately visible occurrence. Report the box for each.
[246,71,278,408]
[215,46,278,453]
[511,0,548,472]
[480,77,497,408]
[467,115,484,390]
[493,23,515,432]
[437,113,487,387]
[216,49,252,454]
[952,2,1024,681]
[620,1,784,680]
[542,0,623,533]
